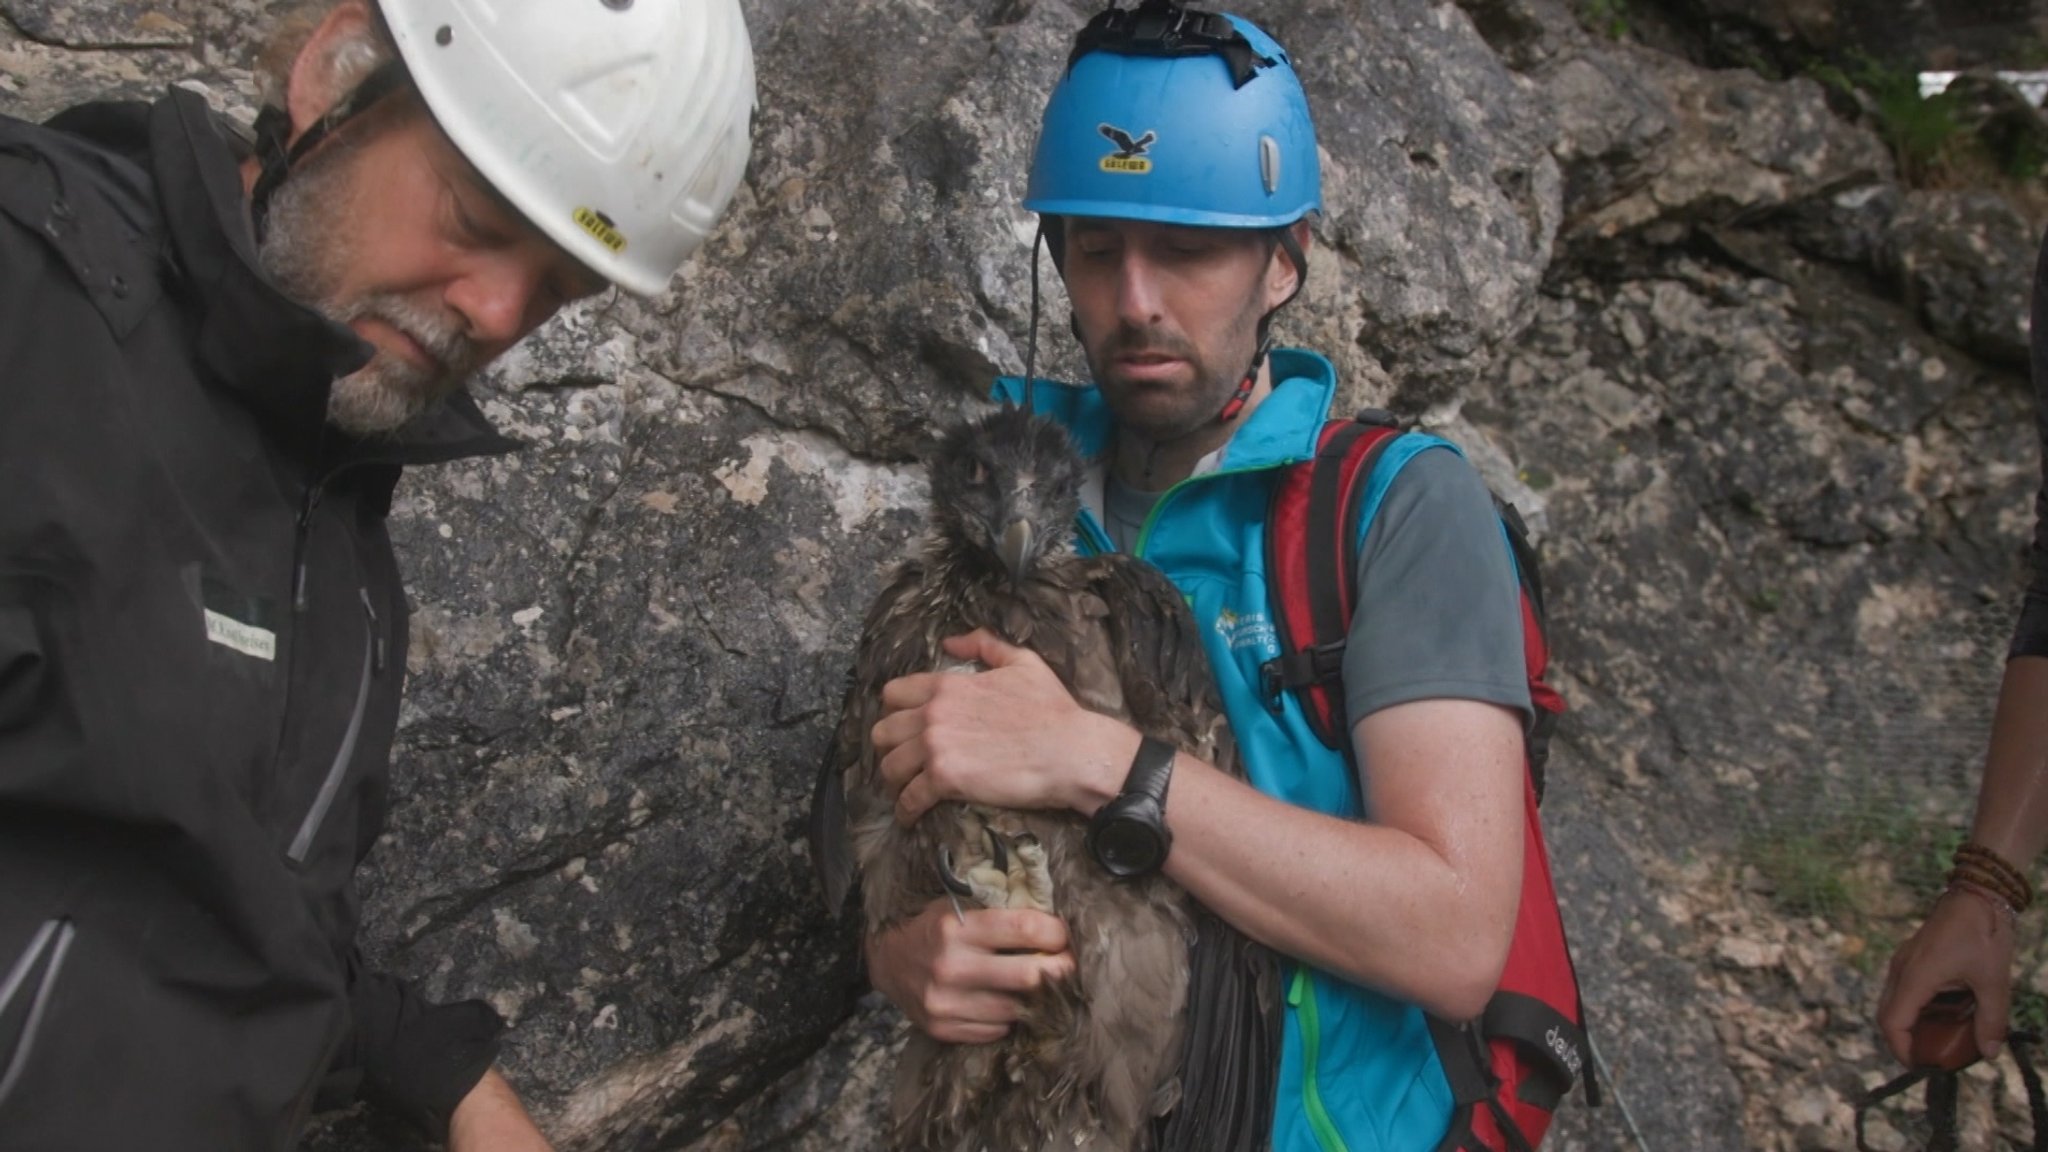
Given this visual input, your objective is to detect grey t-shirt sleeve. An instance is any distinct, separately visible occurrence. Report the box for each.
[1340,444,1532,724]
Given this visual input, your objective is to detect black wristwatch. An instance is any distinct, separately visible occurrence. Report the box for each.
[1087,735,1178,878]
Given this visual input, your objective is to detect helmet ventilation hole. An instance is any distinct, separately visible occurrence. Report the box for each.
[434,24,452,46]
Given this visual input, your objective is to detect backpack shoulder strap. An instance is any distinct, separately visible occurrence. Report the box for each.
[1262,410,1411,750]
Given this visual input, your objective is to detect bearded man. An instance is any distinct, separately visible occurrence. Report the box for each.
[0,3,753,1149]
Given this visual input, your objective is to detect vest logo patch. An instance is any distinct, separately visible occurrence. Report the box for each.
[205,608,276,662]
[1213,606,1276,654]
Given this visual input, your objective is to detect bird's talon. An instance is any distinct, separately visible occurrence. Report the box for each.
[936,846,974,898]
[985,824,1010,875]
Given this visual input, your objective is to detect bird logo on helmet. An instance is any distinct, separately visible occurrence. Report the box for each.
[1097,123,1157,170]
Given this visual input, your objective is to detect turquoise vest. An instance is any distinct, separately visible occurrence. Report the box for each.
[994,349,1459,1151]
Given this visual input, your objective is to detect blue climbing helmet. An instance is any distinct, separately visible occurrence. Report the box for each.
[1023,1,1321,229]
[1015,1,1322,423]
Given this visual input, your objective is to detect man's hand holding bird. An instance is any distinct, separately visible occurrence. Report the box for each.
[873,630,1140,826]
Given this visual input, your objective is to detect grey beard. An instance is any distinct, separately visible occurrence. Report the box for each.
[324,359,434,436]
[255,148,476,436]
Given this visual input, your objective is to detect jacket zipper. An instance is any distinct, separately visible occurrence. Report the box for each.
[264,477,325,826]
[0,918,76,1110]
[287,587,377,863]
[280,451,390,861]
[1289,965,1350,1152]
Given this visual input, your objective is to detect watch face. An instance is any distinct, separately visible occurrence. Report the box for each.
[1093,817,1164,877]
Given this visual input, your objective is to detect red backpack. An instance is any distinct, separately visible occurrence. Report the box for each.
[1261,411,1596,1152]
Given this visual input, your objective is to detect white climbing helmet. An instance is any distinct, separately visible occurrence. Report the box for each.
[378,0,757,297]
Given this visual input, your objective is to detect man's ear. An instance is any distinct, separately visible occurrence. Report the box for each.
[285,0,377,141]
[1265,219,1312,308]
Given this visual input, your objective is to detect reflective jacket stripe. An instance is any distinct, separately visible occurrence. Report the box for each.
[288,588,376,863]
[0,919,76,1108]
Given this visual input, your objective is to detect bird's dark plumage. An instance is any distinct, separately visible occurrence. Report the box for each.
[809,405,1276,1152]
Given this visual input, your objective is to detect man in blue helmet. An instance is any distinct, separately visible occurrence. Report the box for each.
[864,2,1532,1148]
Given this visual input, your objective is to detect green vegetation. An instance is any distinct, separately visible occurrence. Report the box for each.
[1575,0,1628,41]
[1807,54,2048,194]
[1807,57,1964,185]
[1747,823,1858,918]
[1742,793,1957,923]
[2016,989,2048,1036]
[2002,134,2047,183]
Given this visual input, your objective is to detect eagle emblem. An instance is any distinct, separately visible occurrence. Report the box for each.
[1097,123,1157,173]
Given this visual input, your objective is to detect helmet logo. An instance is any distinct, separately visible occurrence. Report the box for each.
[574,207,628,254]
[1097,123,1157,173]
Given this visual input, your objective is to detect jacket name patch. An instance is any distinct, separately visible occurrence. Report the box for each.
[204,608,276,662]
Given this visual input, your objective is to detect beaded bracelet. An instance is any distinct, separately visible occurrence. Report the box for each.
[1953,842,2033,911]
[1949,858,2029,912]
[1947,878,2022,929]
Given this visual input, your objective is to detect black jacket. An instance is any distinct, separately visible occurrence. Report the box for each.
[2017,227,2048,660]
[0,89,516,1149]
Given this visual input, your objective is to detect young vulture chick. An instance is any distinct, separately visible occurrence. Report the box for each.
[811,405,1274,1152]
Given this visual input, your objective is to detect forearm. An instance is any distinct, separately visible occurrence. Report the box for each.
[1963,656,2048,869]
[447,1068,553,1152]
[875,634,1523,1019]
[1160,753,1516,1019]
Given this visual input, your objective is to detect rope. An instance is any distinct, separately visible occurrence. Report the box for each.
[1588,1032,1654,1152]
[1856,1030,2046,1151]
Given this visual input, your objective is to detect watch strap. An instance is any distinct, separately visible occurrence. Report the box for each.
[1123,734,1178,808]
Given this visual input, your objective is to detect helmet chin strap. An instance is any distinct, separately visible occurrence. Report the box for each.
[1212,224,1304,425]
[1214,331,1269,425]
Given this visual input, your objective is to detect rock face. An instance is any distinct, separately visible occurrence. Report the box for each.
[1638,0,2048,73]
[5,0,2046,1149]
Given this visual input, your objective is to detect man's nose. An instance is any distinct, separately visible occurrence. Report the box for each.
[445,253,550,349]
[1114,250,1165,326]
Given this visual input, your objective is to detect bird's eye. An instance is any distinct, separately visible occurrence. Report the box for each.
[969,461,988,485]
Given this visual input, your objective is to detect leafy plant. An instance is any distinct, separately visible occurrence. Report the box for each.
[2015,989,2048,1037]
[2001,135,2047,183]
[1807,55,1964,185]
[1747,826,1856,917]
[1743,793,1962,925]
[1576,0,1628,40]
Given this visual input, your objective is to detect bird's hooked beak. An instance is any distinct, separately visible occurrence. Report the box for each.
[998,518,1035,586]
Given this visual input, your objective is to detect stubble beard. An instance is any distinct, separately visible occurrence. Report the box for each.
[256,139,481,437]
[1085,299,1265,446]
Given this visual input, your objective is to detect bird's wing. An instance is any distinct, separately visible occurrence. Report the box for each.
[1079,555,1230,766]
[1081,554,1278,1152]
[1098,123,1126,148]
[808,560,935,915]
